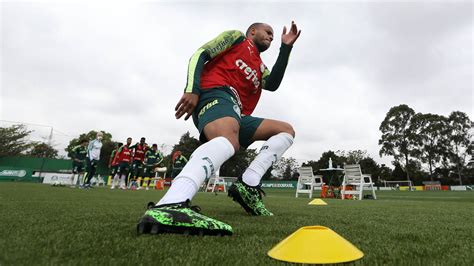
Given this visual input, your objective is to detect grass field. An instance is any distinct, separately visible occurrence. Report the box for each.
[1,183,473,265]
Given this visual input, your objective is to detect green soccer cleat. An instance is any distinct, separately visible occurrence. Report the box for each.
[137,200,233,236]
[228,179,273,216]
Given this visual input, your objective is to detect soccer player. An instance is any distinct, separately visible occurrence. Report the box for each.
[171,150,188,178]
[129,137,148,188]
[142,144,164,190]
[70,139,88,187]
[108,142,123,186]
[83,131,103,188]
[137,22,301,236]
[111,137,133,189]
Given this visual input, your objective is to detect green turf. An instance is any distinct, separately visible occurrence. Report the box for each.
[0,183,473,265]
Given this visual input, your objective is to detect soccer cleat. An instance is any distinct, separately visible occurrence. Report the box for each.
[228,179,273,216]
[137,200,233,236]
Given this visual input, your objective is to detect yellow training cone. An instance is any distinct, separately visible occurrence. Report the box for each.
[268,226,364,264]
[308,199,327,205]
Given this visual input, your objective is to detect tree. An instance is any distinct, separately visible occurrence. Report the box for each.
[0,124,33,157]
[273,157,298,180]
[66,130,114,172]
[220,149,257,177]
[410,113,449,180]
[170,132,201,162]
[359,156,381,181]
[379,104,416,182]
[27,142,59,158]
[338,150,368,164]
[446,111,473,185]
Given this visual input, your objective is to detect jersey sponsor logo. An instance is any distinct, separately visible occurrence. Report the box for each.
[235,59,260,89]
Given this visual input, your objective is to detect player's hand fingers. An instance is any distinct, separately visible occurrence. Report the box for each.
[291,21,297,33]
[175,104,186,119]
[282,26,287,35]
[175,98,185,111]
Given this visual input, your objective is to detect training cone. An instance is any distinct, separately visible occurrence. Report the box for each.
[308,199,327,205]
[268,226,364,264]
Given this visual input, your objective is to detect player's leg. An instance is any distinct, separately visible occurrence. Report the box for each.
[120,164,129,190]
[112,165,121,189]
[138,90,240,236]
[84,160,97,187]
[243,118,294,185]
[228,118,294,216]
[70,164,77,187]
[157,117,239,205]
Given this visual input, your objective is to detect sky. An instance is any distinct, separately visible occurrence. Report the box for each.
[1,0,472,168]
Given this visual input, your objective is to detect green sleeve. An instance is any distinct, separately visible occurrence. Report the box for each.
[71,146,79,158]
[184,30,245,95]
[262,43,293,91]
[157,152,164,164]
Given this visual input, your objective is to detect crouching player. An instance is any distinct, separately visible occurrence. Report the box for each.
[141,144,164,190]
[137,21,301,236]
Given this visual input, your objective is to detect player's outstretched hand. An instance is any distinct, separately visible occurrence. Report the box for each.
[281,21,301,46]
[175,93,199,120]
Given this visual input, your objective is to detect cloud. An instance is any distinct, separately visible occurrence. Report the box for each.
[1,1,472,167]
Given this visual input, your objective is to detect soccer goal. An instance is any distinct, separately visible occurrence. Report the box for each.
[383,180,414,191]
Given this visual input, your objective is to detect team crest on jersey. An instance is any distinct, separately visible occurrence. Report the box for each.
[260,63,265,73]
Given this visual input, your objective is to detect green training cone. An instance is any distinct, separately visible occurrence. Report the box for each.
[268,226,364,264]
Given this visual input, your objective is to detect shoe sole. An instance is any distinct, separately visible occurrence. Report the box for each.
[227,184,257,215]
[137,216,232,236]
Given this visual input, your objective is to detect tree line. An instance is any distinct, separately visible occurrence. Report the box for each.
[1,104,471,185]
[379,104,472,185]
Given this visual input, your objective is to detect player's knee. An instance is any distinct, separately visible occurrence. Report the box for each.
[281,122,295,138]
[225,136,240,152]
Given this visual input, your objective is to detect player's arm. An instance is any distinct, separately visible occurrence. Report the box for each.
[261,44,292,92]
[143,151,150,166]
[108,150,116,167]
[71,146,79,162]
[263,21,301,92]
[156,151,164,166]
[175,30,245,120]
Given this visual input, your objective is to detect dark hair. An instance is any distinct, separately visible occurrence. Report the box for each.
[141,137,146,141]
[127,137,132,141]
[246,22,264,36]
[152,144,157,147]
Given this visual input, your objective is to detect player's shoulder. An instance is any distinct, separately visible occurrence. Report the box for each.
[222,30,244,37]
[216,30,245,43]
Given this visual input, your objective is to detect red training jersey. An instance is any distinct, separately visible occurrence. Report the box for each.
[117,145,132,163]
[200,39,265,115]
[132,144,147,161]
